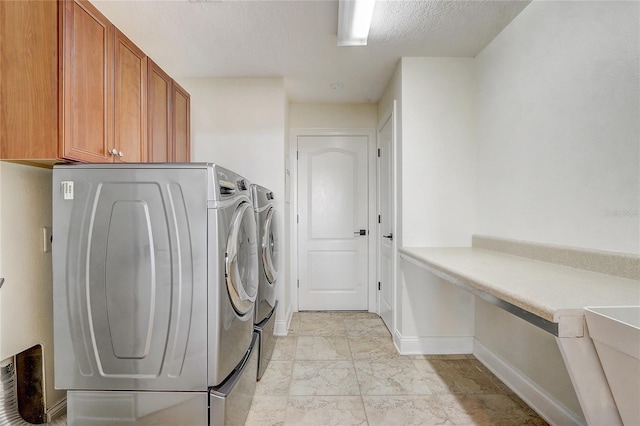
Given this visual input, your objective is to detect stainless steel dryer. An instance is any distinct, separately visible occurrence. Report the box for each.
[52,163,258,425]
[250,184,279,380]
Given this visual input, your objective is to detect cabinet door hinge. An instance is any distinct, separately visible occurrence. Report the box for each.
[297,279,300,288]
[296,151,299,160]
[378,214,381,224]
[378,282,381,291]
[297,215,299,224]
[377,148,381,158]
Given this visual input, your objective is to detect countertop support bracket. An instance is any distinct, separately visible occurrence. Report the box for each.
[556,333,622,426]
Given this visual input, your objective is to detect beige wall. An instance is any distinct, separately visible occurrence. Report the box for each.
[0,161,66,411]
[180,77,290,328]
[378,61,402,121]
[290,103,377,129]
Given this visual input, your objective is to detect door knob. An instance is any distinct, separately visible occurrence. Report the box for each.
[354,229,367,236]
[382,233,393,240]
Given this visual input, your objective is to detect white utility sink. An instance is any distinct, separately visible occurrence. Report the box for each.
[585,306,640,425]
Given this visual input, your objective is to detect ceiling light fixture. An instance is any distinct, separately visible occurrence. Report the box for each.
[337,0,376,47]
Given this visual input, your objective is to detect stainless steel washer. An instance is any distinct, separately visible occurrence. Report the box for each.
[53,163,258,424]
[251,184,279,380]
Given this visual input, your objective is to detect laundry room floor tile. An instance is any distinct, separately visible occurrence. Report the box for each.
[245,395,288,426]
[354,358,434,395]
[421,358,504,395]
[289,360,360,396]
[284,396,368,425]
[295,336,351,360]
[361,395,449,426]
[346,317,392,338]
[435,393,549,426]
[250,312,548,426]
[272,336,297,361]
[297,315,347,336]
[329,311,379,320]
[255,360,293,396]
[348,335,403,361]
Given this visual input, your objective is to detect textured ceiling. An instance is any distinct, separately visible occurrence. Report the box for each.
[91,0,530,103]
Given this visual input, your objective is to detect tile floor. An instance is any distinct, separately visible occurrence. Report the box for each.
[245,311,547,426]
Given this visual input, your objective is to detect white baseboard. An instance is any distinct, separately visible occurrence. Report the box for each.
[274,307,292,336]
[473,339,585,426]
[395,334,473,355]
[47,397,67,422]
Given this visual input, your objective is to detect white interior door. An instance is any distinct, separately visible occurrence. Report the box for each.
[378,109,394,332]
[298,135,369,311]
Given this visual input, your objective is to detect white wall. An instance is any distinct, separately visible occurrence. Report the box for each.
[475,0,640,254]
[401,57,477,248]
[471,2,639,422]
[399,260,474,354]
[179,77,289,325]
[378,58,477,346]
[0,162,66,411]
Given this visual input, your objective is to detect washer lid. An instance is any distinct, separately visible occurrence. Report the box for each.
[225,201,258,316]
[262,207,279,285]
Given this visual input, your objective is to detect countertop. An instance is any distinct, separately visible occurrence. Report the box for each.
[399,247,640,325]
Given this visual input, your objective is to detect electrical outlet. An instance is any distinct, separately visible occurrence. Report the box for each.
[43,227,52,253]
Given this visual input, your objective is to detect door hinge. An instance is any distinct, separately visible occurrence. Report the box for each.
[378,214,381,224]
[377,148,381,158]
[297,151,299,160]
[378,282,381,291]
[297,215,299,224]
[297,279,300,288]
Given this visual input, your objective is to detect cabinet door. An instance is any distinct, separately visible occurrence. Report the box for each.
[172,82,190,163]
[0,0,58,160]
[114,29,147,163]
[147,60,172,163]
[61,0,113,162]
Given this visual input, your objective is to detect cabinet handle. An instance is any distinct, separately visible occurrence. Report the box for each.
[118,151,123,157]
[109,148,118,156]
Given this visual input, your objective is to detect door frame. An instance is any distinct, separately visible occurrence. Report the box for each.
[289,128,377,313]
[376,102,398,333]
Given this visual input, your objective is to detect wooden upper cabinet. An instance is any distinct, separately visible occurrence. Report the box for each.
[114,29,147,163]
[172,82,191,163]
[0,0,59,160]
[61,0,113,162]
[0,0,187,164]
[147,60,172,163]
